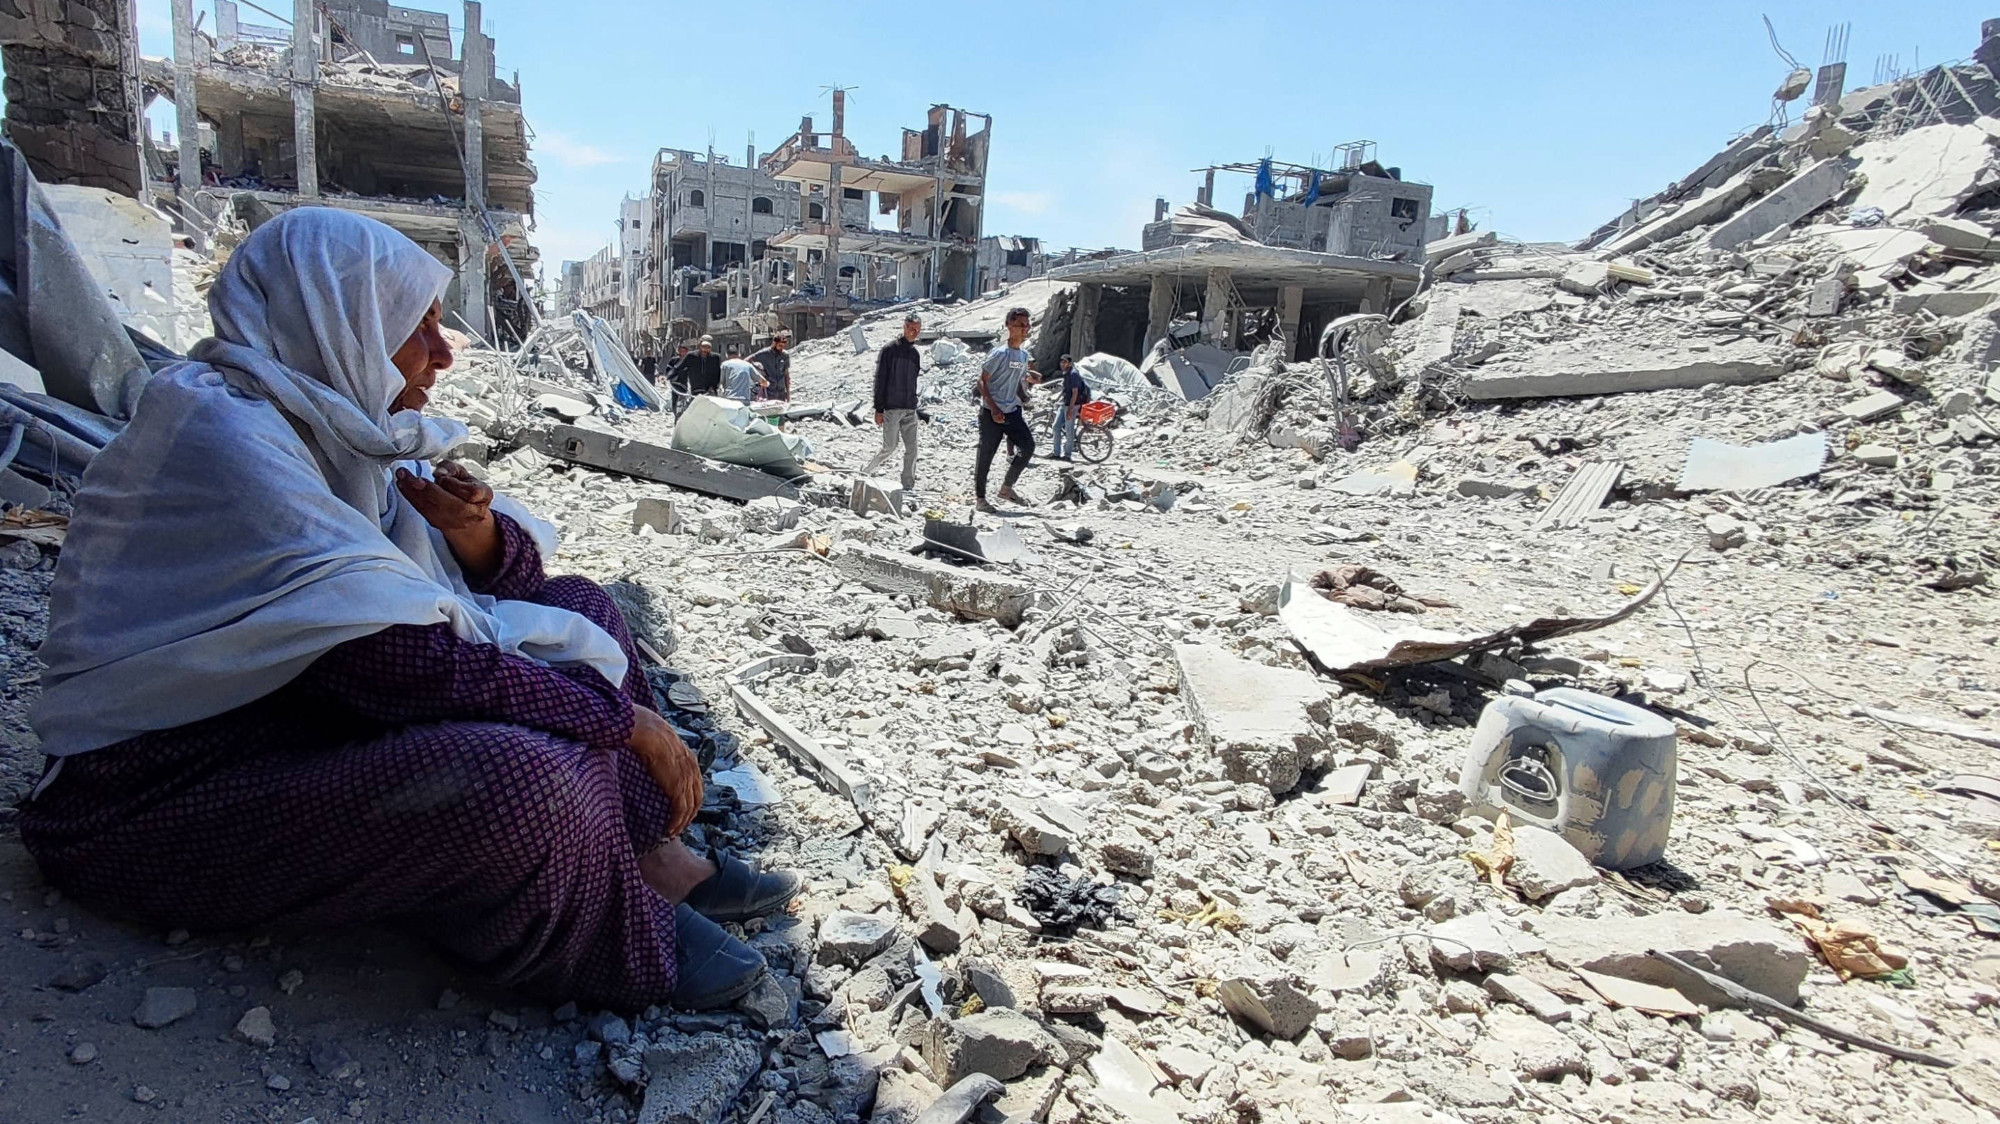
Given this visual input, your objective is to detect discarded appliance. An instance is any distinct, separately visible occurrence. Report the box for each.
[1459,686,1678,870]
[671,395,814,477]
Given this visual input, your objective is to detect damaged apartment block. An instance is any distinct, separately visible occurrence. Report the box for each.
[142,0,539,342]
[0,0,148,196]
[1048,143,1435,399]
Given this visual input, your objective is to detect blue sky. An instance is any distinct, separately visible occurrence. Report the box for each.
[126,0,1991,279]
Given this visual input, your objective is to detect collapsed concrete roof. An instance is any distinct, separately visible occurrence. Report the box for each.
[1048,241,1421,305]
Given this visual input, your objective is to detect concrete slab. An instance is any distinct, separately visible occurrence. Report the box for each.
[1706,158,1854,250]
[1461,338,1783,400]
[1456,278,1557,320]
[1424,229,1497,264]
[1839,390,1905,422]
[831,546,1033,628]
[1536,910,1811,1007]
[1597,167,1761,258]
[1851,123,1992,222]
[527,424,799,503]
[1677,432,1828,492]
[1173,644,1330,794]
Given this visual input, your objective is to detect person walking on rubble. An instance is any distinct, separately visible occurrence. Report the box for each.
[973,306,1039,513]
[862,313,924,493]
[748,332,792,402]
[19,208,801,1012]
[659,341,693,414]
[1048,354,1089,462]
[720,345,765,402]
[686,335,723,398]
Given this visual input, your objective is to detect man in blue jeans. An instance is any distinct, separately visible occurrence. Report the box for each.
[1048,354,1089,461]
[974,307,1039,513]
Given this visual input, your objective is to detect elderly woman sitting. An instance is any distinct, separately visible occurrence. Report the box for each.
[19,209,795,1011]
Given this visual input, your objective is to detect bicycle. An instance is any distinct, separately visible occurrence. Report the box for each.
[1073,400,1115,464]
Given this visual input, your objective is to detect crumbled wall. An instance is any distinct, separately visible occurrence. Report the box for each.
[0,0,143,195]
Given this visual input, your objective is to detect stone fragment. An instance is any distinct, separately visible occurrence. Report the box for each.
[1312,950,1390,995]
[995,799,1086,857]
[1851,443,1900,468]
[1174,644,1329,794]
[735,974,798,1029]
[1483,973,1572,1023]
[633,497,682,534]
[817,911,899,967]
[1504,826,1601,900]
[1456,476,1536,500]
[1426,911,1547,972]
[922,1010,1055,1085]
[1041,987,1108,1016]
[1558,261,1611,295]
[1705,513,1748,551]
[911,1074,1004,1124]
[1470,1009,1590,1081]
[1319,763,1370,805]
[957,957,1023,1011]
[1822,869,1880,905]
[68,1042,96,1064]
[132,987,198,1029]
[1839,390,1905,421]
[637,1033,763,1124]
[906,871,971,954]
[234,1006,277,1048]
[1217,960,1319,1039]
[1536,910,1811,1005]
[1156,1043,1216,1085]
[1098,830,1154,877]
[587,1011,633,1046]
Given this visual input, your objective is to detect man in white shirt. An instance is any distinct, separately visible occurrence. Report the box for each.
[720,346,765,402]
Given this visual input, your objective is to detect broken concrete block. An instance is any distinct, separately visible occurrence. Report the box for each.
[905,871,970,955]
[1806,276,1844,316]
[1469,1009,1589,1082]
[1318,763,1371,806]
[922,1010,1055,1085]
[133,987,198,1029]
[632,497,682,535]
[233,1006,277,1048]
[742,495,806,533]
[1483,973,1572,1024]
[1456,476,1536,500]
[1867,348,1924,385]
[994,798,1086,857]
[1851,443,1901,468]
[1098,829,1155,878]
[1707,157,1854,250]
[1503,826,1601,900]
[638,1033,762,1124]
[1041,987,1108,1016]
[1941,389,1979,418]
[1217,960,1320,1039]
[1424,229,1497,264]
[914,1074,1004,1124]
[1426,911,1547,972]
[1839,390,1905,421]
[1174,644,1330,795]
[1557,261,1611,296]
[817,910,899,967]
[1705,513,1749,551]
[1461,338,1781,400]
[1923,216,2000,256]
[1603,259,1655,285]
[1312,949,1391,995]
[832,546,1033,629]
[1536,910,1811,1006]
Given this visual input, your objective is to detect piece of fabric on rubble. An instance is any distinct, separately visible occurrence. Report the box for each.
[21,536,683,1007]
[33,207,625,758]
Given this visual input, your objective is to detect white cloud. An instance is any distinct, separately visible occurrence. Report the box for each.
[992,190,1052,216]
[536,132,628,169]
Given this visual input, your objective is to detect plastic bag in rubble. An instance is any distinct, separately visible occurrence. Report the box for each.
[670,395,814,477]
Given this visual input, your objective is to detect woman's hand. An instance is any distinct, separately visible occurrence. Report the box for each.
[396,462,502,582]
[629,705,703,836]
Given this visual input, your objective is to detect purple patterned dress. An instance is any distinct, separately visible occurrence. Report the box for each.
[19,515,682,1007]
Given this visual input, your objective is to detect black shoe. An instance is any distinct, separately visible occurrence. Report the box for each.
[682,851,803,924]
[670,904,768,1011]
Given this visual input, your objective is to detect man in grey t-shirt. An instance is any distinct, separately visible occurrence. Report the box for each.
[974,306,1040,512]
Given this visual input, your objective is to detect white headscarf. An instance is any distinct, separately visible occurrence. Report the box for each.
[32,208,626,758]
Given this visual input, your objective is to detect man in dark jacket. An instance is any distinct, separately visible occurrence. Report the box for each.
[748,331,793,401]
[862,314,924,492]
[686,336,723,397]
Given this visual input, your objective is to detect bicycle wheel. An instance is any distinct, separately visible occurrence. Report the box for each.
[1075,423,1113,464]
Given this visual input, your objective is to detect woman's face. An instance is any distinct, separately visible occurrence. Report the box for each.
[389,300,454,413]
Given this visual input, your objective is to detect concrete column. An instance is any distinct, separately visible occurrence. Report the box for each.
[170,0,200,198]
[289,0,316,197]
[1361,276,1392,315]
[1069,282,1101,358]
[1144,274,1173,354]
[216,113,244,177]
[460,2,486,210]
[459,218,488,340]
[1202,267,1231,345]
[0,0,148,195]
[1279,284,1304,361]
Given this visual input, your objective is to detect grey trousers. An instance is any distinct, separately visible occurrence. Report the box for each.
[862,408,921,492]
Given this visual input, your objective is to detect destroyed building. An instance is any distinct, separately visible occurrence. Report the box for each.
[1046,148,1432,396]
[626,144,865,356]
[976,234,1039,292]
[759,93,991,334]
[141,0,540,342]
